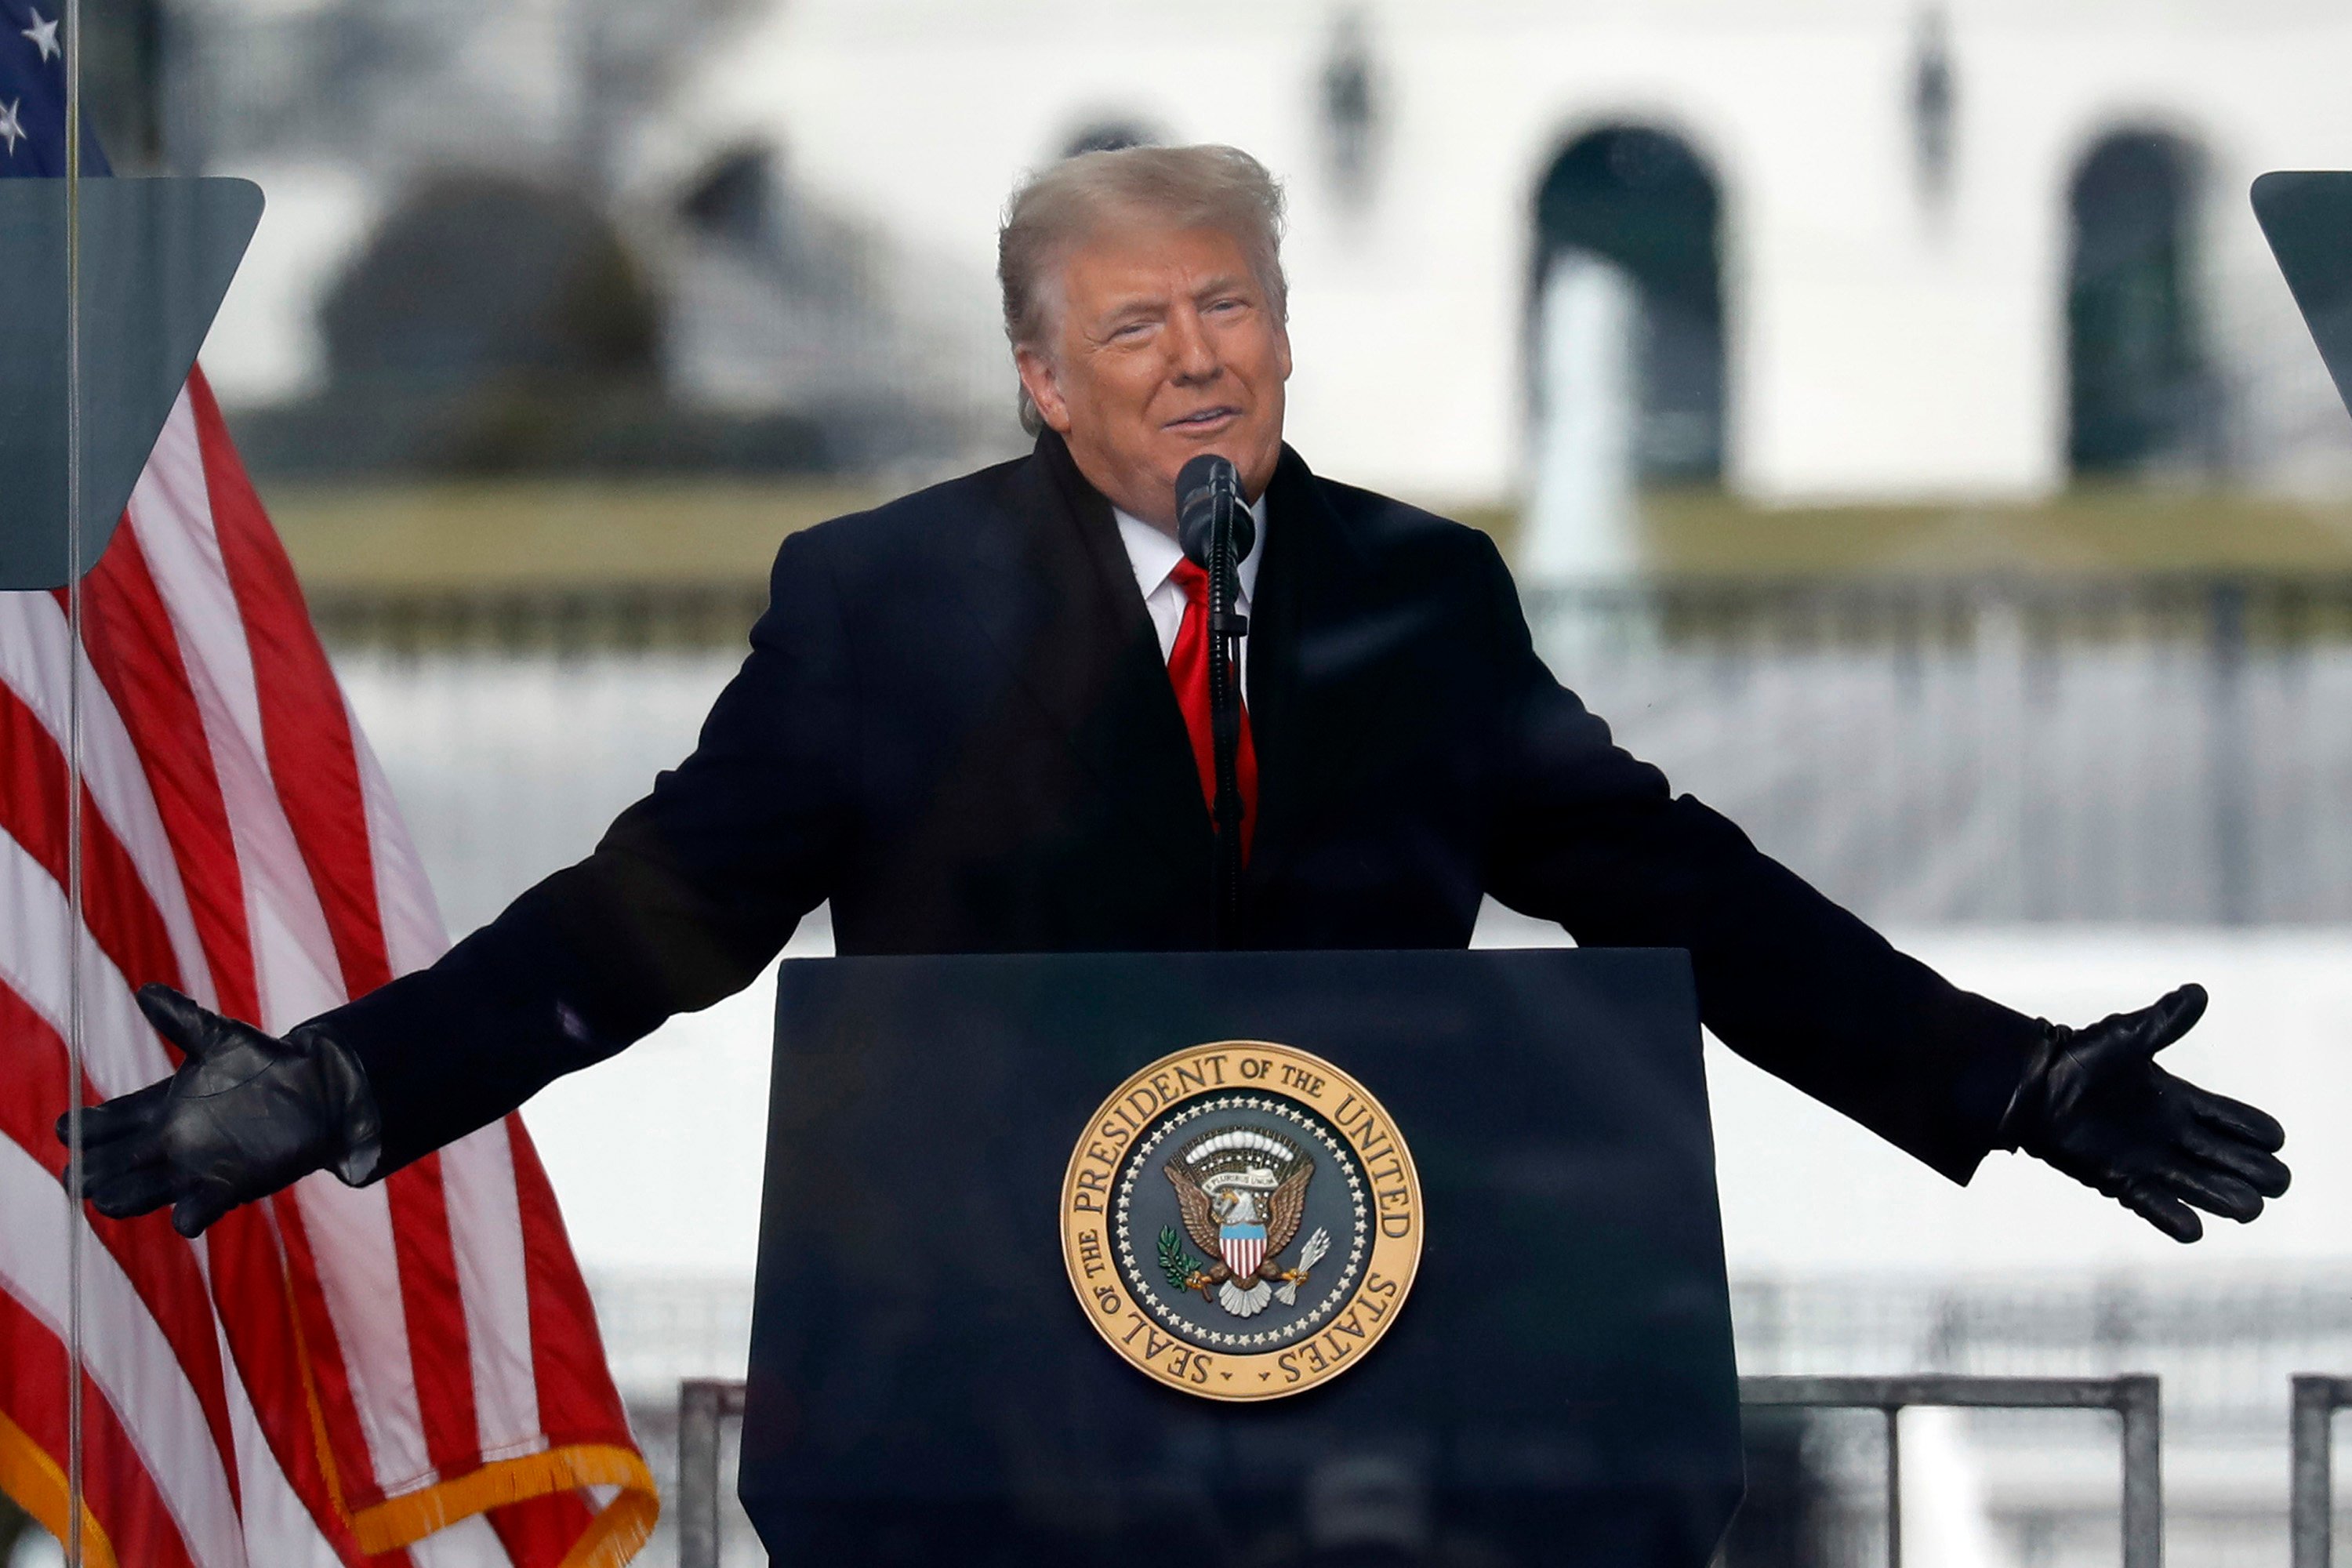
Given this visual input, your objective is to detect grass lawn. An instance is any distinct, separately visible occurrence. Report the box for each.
[258,477,2352,591]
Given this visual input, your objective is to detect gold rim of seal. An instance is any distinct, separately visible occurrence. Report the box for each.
[1058,1039,1424,1402]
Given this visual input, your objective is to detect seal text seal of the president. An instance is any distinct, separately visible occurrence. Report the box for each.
[1060,1040,1423,1401]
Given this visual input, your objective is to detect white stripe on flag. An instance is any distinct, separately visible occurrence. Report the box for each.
[220,1331,345,1568]
[440,1127,544,1457]
[286,1174,437,1494]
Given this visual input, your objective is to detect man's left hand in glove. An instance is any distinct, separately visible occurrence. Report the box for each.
[58,984,383,1238]
[2003,983,2288,1242]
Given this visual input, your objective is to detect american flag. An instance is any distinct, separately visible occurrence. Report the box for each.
[1,8,655,1565]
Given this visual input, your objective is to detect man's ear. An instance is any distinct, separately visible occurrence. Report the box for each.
[1273,321,1293,383]
[1015,346,1073,434]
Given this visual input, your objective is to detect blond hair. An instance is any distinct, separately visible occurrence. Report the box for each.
[998,143,1288,434]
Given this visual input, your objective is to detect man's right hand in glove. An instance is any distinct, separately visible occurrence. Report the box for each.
[60,984,384,1238]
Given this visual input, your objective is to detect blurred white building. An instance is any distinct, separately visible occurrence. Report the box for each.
[190,0,2352,503]
[611,0,2352,506]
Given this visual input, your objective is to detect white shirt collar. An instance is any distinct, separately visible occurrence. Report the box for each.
[1112,493,1269,609]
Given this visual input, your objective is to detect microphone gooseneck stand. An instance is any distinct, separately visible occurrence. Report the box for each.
[1174,456,1254,949]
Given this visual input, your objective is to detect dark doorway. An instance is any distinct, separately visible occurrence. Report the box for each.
[1533,125,1726,483]
[2067,131,2218,474]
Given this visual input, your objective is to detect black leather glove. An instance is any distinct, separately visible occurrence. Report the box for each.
[2002,983,2288,1242]
[60,984,384,1238]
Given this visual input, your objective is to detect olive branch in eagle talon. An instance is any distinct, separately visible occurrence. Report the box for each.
[1158,1227,1209,1292]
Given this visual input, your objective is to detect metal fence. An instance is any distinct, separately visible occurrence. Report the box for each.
[1740,1375,2161,1568]
[594,1265,2352,1566]
[2291,1377,2352,1568]
[323,572,2352,935]
[675,1379,747,1568]
[666,1374,2165,1568]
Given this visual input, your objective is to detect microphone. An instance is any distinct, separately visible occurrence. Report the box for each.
[1175,455,1255,571]
[1171,454,1252,947]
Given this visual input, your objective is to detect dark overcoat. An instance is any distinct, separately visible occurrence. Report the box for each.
[334,432,2039,1181]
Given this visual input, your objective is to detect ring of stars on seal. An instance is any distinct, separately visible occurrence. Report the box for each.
[1114,1094,1369,1348]
[1060,1040,1424,1402]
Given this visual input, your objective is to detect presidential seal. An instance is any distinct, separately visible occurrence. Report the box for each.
[1060,1040,1422,1401]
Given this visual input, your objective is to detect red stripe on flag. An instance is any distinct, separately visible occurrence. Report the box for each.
[486,1487,597,1563]
[0,1287,202,1568]
[76,524,262,1024]
[383,1154,485,1482]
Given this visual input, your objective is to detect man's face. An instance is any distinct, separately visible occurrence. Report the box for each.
[1016,220,1292,533]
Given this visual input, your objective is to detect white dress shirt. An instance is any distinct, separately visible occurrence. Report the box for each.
[1112,495,1269,696]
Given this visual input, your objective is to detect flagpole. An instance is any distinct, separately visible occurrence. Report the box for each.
[63,0,88,1559]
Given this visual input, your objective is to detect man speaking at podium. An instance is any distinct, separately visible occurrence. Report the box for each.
[70,145,2286,1249]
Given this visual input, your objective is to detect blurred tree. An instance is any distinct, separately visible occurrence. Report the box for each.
[680,144,779,255]
[1534,125,1726,484]
[292,171,682,470]
[321,172,659,397]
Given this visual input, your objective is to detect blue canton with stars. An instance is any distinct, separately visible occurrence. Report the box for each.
[0,0,112,176]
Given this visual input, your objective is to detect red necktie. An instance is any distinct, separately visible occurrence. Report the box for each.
[1167,557,1258,860]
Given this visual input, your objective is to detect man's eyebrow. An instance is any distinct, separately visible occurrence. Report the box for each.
[1091,294,1168,332]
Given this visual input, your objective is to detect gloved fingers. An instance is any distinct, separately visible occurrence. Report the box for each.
[83,1163,181,1221]
[2118,1181,2203,1243]
[67,1124,165,1189]
[69,1079,173,1150]
[2181,1084,2286,1153]
[2151,1160,2267,1225]
[172,1185,240,1240]
[2132,983,2208,1056]
[2179,1121,2291,1197]
[135,983,225,1060]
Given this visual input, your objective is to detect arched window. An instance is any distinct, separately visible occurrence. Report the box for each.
[1531,125,1725,485]
[2067,130,2218,474]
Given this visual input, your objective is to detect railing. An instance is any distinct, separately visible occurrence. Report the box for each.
[1740,1374,2162,1568]
[671,1373,2164,1568]
[675,1378,747,1568]
[326,572,2352,931]
[2290,1374,2352,1567]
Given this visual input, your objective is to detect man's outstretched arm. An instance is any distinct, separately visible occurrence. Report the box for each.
[1468,535,2287,1236]
[64,524,859,1231]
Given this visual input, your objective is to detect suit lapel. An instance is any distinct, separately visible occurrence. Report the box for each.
[1243,446,1374,898]
[947,434,1213,882]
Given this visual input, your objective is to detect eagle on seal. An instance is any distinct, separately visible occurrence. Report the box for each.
[1163,1127,1323,1318]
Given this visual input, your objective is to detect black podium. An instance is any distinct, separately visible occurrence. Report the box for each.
[741,948,1742,1566]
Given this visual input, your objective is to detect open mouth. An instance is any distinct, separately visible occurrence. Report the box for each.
[1166,406,1240,432]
